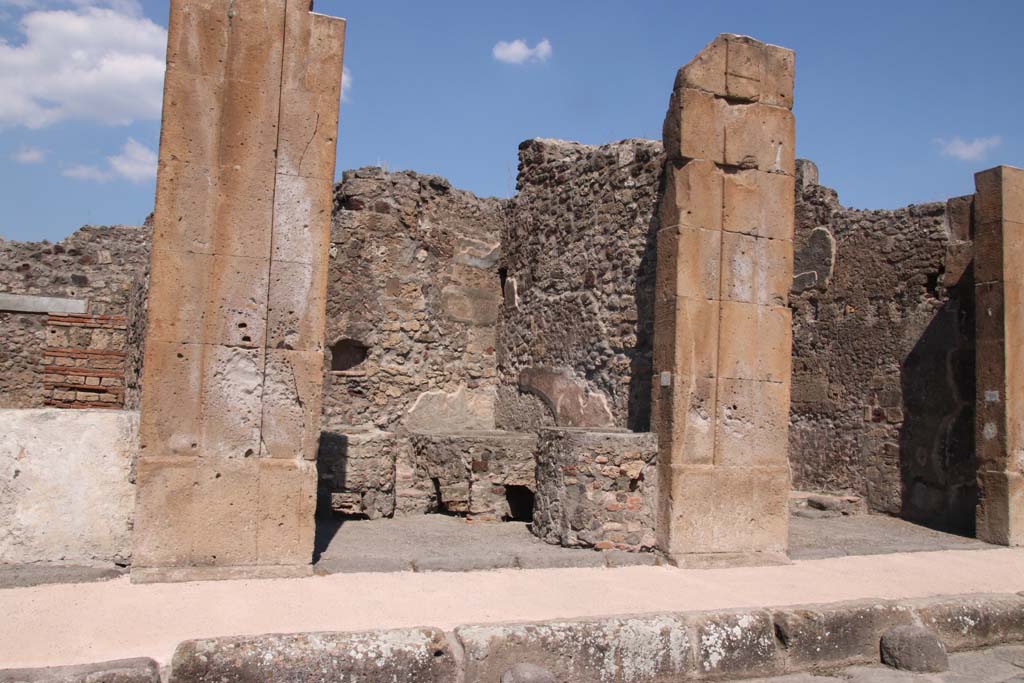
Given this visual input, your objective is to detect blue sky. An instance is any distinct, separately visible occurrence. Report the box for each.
[0,0,1021,242]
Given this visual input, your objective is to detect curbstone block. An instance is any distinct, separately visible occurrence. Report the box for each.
[169,628,458,683]
[911,593,1024,651]
[456,615,692,683]
[0,658,160,683]
[692,609,782,678]
[880,625,949,673]
[772,602,914,671]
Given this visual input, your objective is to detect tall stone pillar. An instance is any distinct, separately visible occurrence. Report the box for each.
[131,0,345,582]
[652,34,795,567]
[974,165,1024,545]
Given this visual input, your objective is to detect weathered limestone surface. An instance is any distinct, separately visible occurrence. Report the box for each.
[532,428,658,551]
[974,166,1024,545]
[653,34,795,565]
[133,0,345,580]
[0,409,138,564]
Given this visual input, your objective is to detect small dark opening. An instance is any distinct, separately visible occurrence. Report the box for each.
[498,267,508,291]
[504,485,534,522]
[331,338,369,371]
[431,477,454,515]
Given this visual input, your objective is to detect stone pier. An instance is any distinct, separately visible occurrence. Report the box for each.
[652,34,795,566]
[974,165,1024,545]
[132,0,345,582]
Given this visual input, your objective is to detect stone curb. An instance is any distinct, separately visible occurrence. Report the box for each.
[0,658,160,683]
[6,593,1024,682]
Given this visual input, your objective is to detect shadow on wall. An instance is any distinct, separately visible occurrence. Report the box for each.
[627,169,666,433]
[313,432,349,563]
[899,263,977,535]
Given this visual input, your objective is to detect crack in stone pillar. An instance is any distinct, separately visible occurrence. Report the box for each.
[652,34,795,568]
[131,0,345,583]
[974,165,1024,545]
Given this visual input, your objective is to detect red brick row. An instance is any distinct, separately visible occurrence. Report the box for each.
[40,365,124,378]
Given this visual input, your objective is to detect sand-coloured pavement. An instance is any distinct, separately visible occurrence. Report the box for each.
[3,547,1024,668]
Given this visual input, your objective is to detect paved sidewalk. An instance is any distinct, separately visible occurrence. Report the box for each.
[2,547,1024,669]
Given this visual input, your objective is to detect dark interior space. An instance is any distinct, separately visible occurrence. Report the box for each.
[330,338,369,371]
[503,485,535,522]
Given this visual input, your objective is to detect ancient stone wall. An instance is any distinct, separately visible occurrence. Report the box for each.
[0,226,150,409]
[789,162,976,531]
[325,167,506,433]
[0,156,988,541]
[498,138,664,432]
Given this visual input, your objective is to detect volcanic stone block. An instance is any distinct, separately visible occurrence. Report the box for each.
[912,593,1024,651]
[651,375,716,466]
[720,232,792,306]
[773,603,916,672]
[653,296,719,380]
[456,615,692,683]
[266,259,328,352]
[260,349,323,460]
[974,165,1024,546]
[655,226,721,301]
[132,456,197,568]
[533,428,658,551]
[663,88,725,164]
[256,459,316,565]
[653,34,795,567]
[693,610,781,678]
[715,378,790,467]
[717,303,792,383]
[189,458,259,567]
[317,429,397,519]
[133,0,345,582]
[138,341,202,456]
[671,34,794,107]
[724,104,796,175]
[660,464,789,559]
[722,170,796,241]
[406,431,538,520]
[659,159,723,231]
[199,345,263,459]
[880,625,949,673]
[0,658,161,683]
[271,174,333,264]
[170,628,458,683]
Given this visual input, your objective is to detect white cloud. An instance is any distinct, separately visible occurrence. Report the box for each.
[935,135,1003,162]
[0,4,165,129]
[12,145,45,163]
[62,136,156,183]
[492,38,552,65]
[62,162,111,181]
[107,137,156,182]
[341,65,352,102]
